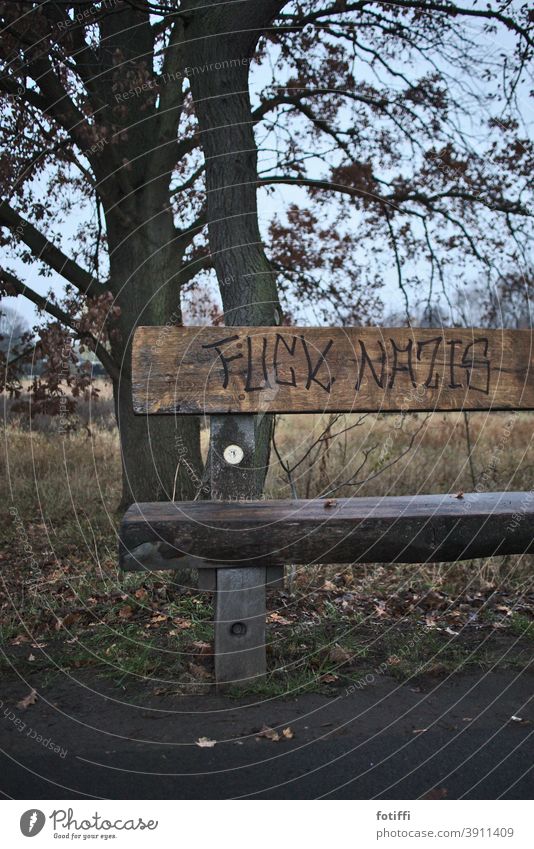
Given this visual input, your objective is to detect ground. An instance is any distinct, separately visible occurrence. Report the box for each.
[1,667,532,799]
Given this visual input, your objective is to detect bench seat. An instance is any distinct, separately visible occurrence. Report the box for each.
[120,491,534,571]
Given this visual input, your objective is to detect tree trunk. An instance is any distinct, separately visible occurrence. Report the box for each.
[185,1,285,488]
[107,199,203,509]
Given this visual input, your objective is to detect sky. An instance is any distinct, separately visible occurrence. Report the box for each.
[1,6,532,336]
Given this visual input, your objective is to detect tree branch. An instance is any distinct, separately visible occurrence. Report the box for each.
[0,202,104,296]
[1,268,119,381]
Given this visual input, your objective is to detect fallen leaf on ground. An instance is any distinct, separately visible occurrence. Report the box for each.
[150,614,167,624]
[510,715,531,724]
[324,499,337,508]
[63,612,81,628]
[188,663,211,680]
[267,612,292,625]
[374,601,388,617]
[412,727,428,734]
[322,580,336,591]
[196,737,216,748]
[329,644,353,664]
[191,640,212,655]
[17,689,37,710]
[10,634,30,646]
[422,590,446,609]
[27,654,35,662]
[258,724,280,741]
[454,491,464,499]
[257,724,294,742]
[172,618,192,630]
[321,673,339,684]
[118,605,133,619]
[135,588,148,600]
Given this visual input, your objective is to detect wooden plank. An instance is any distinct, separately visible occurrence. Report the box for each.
[132,326,534,414]
[120,491,534,567]
[209,415,266,685]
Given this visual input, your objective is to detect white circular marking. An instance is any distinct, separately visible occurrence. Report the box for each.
[223,444,244,465]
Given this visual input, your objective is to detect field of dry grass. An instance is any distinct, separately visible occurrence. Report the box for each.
[1,383,533,695]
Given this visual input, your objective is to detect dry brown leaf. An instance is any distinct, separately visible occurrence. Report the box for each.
[191,640,212,655]
[135,588,148,600]
[282,727,294,739]
[118,605,133,619]
[321,673,339,683]
[10,634,29,646]
[267,612,292,625]
[328,644,352,664]
[374,601,388,617]
[17,689,37,710]
[324,499,337,508]
[172,618,192,630]
[258,724,280,741]
[322,580,336,591]
[63,612,81,628]
[422,590,446,609]
[188,663,211,680]
[454,491,464,499]
[196,736,216,748]
[149,614,167,624]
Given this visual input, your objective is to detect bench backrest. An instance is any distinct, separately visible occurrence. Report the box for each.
[132,326,534,415]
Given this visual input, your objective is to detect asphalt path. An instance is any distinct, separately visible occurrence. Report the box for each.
[1,669,532,799]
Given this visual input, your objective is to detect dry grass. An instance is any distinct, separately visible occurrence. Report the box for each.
[2,401,533,591]
[1,390,533,694]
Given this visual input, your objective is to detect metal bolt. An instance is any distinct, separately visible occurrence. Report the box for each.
[224,444,244,465]
[230,621,247,636]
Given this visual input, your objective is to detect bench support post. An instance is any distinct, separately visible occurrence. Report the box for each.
[215,567,266,686]
[210,415,266,686]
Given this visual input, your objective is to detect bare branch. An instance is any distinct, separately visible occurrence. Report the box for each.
[1,267,119,380]
[0,202,104,296]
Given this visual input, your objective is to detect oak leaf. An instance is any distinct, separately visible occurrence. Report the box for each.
[17,689,37,710]
[196,737,216,748]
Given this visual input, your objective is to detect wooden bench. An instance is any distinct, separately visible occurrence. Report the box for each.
[120,326,534,686]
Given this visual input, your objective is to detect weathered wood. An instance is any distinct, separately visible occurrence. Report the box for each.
[132,326,534,414]
[120,491,534,568]
[209,415,266,685]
